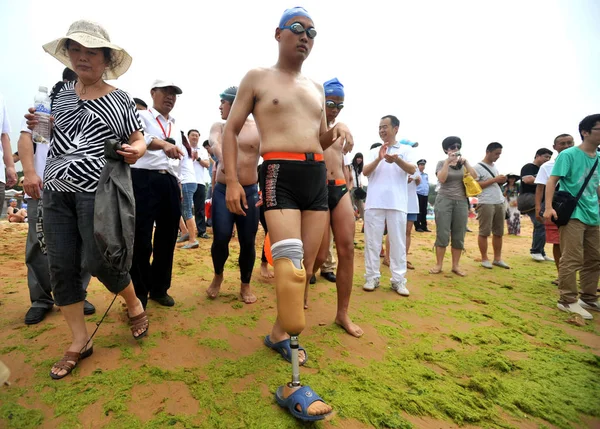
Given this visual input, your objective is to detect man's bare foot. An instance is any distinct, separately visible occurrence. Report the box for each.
[206,275,224,299]
[452,267,466,277]
[429,266,442,274]
[50,340,92,378]
[260,262,274,279]
[335,314,364,338]
[282,384,332,417]
[240,283,257,304]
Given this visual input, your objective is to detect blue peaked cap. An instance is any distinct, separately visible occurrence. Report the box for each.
[279,6,313,28]
[323,78,344,97]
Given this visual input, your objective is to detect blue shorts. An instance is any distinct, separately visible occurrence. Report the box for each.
[407,213,418,222]
[182,182,198,220]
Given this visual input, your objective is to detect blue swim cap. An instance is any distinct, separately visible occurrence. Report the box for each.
[219,86,237,103]
[279,6,313,28]
[323,78,344,97]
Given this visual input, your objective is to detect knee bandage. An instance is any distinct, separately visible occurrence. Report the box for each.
[271,239,305,335]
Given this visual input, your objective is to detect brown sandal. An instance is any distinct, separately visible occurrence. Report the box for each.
[407,261,415,270]
[129,311,149,340]
[50,346,93,380]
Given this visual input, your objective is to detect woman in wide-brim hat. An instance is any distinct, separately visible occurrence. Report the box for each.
[25,20,149,380]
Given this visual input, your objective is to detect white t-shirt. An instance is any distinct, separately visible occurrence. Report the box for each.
[365,142,417,212]
[475,162,504,205]
[179,147,196,185]
[407,172,419,214]
[535,160,555,186]
[192,146,209,185]
[0,93,12,184]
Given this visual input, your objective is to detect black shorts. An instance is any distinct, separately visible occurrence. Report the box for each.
[260,159,328,211]
[328,183,348,211]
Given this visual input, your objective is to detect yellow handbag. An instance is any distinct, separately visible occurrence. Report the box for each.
[463,169,482,197]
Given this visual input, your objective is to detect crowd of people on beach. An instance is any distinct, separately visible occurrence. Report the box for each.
[0,7,599,422]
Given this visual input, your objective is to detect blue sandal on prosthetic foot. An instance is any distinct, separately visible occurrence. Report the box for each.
[275,385,331,422]
[264,335,308,365]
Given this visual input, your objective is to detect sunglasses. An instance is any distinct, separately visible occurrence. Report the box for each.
[281,22,317,39]
[325,100,344,110]
[448,144,461,151]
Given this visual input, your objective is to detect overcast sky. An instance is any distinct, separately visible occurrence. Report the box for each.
[1,0,599,181]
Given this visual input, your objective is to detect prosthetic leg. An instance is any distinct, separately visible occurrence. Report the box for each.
[274,257,306,387]
[270,239,331,421]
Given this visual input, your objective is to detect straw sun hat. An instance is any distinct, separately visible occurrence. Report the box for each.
[42,20,132,80]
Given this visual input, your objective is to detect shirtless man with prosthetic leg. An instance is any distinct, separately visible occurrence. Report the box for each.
[309,77,363,338]
[223,7,353,422]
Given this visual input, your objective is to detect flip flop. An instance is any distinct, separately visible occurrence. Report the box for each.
[275,385,331,422]
[264,335,307,366]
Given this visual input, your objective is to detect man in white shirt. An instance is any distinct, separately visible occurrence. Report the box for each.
[475,142,509,269]
[130,80,185,308]
[188,129,210,239]
[362,115,417,295]
[0,93,17,213]
[534,134,575,281]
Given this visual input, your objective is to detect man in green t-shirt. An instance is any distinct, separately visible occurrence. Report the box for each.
[544,114,600,320]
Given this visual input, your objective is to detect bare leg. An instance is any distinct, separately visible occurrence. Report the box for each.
[185,217,196,245]
[310,214,331,308]
[451,247,466,276]
[492,235,502,261]
[383,234,390,266]
[119,283,147,337]
[50,302,90,377]
[179,217,188,236]
[430,246,446,273]
[478,235,489,262]
[331,193,363,337]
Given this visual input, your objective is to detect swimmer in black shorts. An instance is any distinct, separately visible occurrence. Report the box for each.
[222,7,354,421]
[310,78,363,338]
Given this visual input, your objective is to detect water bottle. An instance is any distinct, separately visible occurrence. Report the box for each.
[33,86,51,144]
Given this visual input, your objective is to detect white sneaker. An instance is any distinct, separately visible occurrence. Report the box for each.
[391,278,410,296]
[543,255,555,262]
[531,253,545,262]
[363,278,379,291]
[578,299,600,312]
[557,302,593,320]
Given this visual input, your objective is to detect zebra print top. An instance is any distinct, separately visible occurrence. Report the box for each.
[44,81,142,192]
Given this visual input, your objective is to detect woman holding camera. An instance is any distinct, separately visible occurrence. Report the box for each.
[430,136,478,276]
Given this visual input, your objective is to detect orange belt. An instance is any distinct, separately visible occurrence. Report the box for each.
[327,179,346,186]
[263,152,324,162]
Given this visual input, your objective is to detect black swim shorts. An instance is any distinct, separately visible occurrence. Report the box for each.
[260,158,328,212]
[327,182,348,211]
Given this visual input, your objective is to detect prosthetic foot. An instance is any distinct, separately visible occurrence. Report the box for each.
[271,239,332,421]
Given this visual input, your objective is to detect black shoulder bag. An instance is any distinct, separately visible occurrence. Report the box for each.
[551,157,598,227]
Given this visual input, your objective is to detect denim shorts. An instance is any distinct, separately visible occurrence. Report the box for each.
[181,182,198,220]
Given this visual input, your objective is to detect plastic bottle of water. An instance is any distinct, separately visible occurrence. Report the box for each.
[33,86,51,144]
